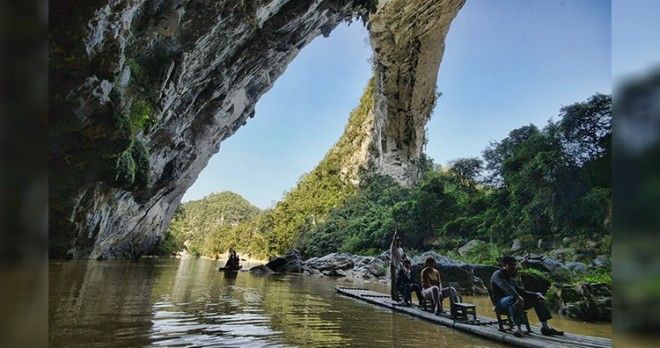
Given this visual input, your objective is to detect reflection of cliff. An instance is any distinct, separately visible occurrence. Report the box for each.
[48,261,158,346]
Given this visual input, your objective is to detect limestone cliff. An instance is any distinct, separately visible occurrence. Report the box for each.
[49,0,465,259]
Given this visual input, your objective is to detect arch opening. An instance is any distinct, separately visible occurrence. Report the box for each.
[49,0,465,259]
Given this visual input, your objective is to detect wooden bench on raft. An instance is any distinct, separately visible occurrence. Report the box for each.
[446,282,477,322]
[408,281,478,321]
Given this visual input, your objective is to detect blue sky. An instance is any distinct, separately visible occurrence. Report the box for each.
[612,0,660,79]
[183,0,612,208]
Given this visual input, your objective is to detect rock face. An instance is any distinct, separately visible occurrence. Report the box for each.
[458,239,485,256]
[411,251,488,295]
[304,252,356,272]
[511,239,522,252]
[547,283,612,322]
[302,253,386,278]
[367,0,465,185]
[49,0,465,259]
[252,251,386,279]
[264,249,304,273]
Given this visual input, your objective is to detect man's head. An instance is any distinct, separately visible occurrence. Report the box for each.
[500,255,517,275]
[424,257,436,268]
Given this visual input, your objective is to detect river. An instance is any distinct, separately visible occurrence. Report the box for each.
[49,258,611,347]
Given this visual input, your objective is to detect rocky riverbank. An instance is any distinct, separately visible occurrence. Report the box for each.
[249,247,611,322]
[252,250,499,295]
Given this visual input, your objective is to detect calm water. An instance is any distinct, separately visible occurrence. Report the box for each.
[49,258,610,347]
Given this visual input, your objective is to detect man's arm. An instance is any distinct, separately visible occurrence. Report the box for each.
[492,270,521,298]
[518,285,544,299]
[519,286,538,296]
[421,268,429,288]
[390,230,398,249]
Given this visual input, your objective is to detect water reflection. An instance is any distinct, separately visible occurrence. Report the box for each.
[49,258,609,347]
[49,260,158,347]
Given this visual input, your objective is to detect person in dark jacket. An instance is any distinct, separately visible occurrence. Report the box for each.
[225,248,240,270]
[396,259,424,307]
[490,256,564,338]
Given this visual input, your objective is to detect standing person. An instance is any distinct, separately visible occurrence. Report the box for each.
[225,248,240,270]
[390,229,406,301]
[420,257,457,315]
[397,259,424,307]
[490,256,564,338]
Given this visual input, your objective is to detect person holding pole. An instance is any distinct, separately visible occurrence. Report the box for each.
[390,229,406,301]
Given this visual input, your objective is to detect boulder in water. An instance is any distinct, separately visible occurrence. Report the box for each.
[249,265,274,274]
[265,249,303,273]
[304,253,355,272]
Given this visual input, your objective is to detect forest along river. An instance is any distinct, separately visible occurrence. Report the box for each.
[49,258,611,347]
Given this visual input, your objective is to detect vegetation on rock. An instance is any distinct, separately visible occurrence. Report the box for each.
[154,191,261,257]
[161,92,612,274]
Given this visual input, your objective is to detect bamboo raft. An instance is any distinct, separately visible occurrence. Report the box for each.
[336,287,611,348]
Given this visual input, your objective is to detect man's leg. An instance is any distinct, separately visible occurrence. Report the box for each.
[521,292,563,335]
[521,293,551,322]
[422,287,436,311]
[390,265,399,301]
[439,286,458,305]
[399,285,412,304]
[497,296,524,336]
[411,284,424,307]
[431,286,442,313]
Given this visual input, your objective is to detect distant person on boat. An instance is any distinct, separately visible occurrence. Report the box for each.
[490,256,564,338]
[390,229,406,301]
[421,257,458,315]
[225,248,241,270]
[397,259,424,307]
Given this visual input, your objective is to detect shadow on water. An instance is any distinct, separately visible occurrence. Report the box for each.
[49,258,609,347]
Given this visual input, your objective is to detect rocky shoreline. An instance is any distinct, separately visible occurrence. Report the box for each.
[249,248,611,323]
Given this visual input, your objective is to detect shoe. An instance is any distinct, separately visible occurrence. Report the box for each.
[434,309,446,315]
[513,331,524,338]
[541,327,564,336]
[549,328,564,336]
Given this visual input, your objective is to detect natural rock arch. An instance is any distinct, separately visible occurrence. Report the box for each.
[49,0,465,259]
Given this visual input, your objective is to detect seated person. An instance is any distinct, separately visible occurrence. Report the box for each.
[396,259,424,307]
[225,248,240,270]
[420,257,458,315]
[490,255,564,338]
